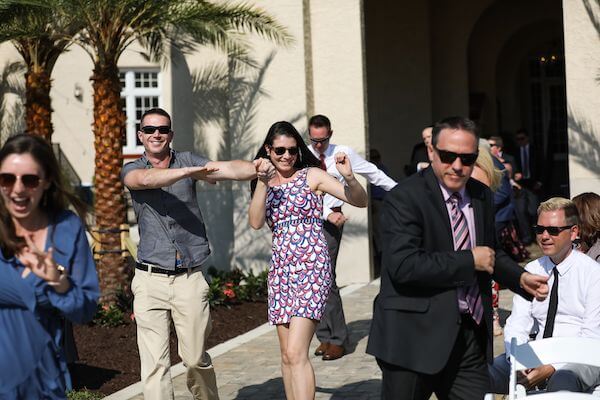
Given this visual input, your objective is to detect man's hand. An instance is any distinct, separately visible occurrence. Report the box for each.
[327,212,347,228]
[517,365,555,389]
[187,165,219,181]
[471,246,495,274]
[253,158,275,184]
[520,272,549,301]
[334,152,354,180]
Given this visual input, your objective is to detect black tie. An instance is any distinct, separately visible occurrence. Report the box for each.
[543,268,559,338]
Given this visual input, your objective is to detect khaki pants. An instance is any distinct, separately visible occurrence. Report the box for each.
[132,268,219,400]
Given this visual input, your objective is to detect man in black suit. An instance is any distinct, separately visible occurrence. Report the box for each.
[366,117,549,399]
[513,129,541,245]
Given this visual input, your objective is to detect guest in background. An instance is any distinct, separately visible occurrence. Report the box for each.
[572,192,600,262]
[405,126,433,176]
[0,134,99,395]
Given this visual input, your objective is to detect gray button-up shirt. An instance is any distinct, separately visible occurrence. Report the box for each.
[121,150,211,270]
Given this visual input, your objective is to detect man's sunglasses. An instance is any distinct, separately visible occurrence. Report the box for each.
[140,125,172,134]
[533,225,573,236]
[309,136,331,144]
[0,173,42,189]
[435,147,479,166]
[272,146,299,156]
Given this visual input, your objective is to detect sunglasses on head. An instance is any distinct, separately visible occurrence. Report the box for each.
[140,125,171,134]
[435,147,479,166]
[533,225,573,236]
[272,146,299,156]
[0,173,42,189]
[309,136,331,144]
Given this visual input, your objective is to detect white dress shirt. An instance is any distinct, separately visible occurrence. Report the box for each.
[309,143,397,219]
[504,249,600,360]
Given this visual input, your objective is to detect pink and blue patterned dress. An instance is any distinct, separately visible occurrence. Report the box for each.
[266,168,333,325]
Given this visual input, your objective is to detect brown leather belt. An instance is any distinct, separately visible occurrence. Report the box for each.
[331,206,342,213]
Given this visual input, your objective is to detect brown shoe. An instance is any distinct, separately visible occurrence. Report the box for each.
[322,344,345,361]
[314,342,329,356]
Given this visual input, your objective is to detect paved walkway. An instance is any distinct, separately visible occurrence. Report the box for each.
[109,278,517,400]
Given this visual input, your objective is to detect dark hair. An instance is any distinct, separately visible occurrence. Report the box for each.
[250,121,321,193]
[572,192,600,253]
[488,135,503,148]
[431,116,479,148]
[0,134,88,257]
[140,107,172,128]
[308,114,331,131]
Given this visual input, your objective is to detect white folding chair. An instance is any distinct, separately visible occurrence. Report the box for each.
[508,337,600,399]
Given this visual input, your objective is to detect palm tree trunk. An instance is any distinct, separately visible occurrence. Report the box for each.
[25,68,53,141]
[91,63,128,303]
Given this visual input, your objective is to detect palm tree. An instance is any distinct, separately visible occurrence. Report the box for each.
[0,2,80,140]
[49,0,291,301]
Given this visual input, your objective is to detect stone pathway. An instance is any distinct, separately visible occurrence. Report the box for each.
[112,269,527,400]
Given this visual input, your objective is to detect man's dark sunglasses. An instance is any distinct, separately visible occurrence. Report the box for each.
[0,173,42,189]
[435,147,479,166]
[272,146,299,156]
[140,125,172,134]
[309,136,331,144]
[533,225,573,236]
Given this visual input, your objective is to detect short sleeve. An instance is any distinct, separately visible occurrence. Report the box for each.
[188,152,210,167]
[121,159,145,181]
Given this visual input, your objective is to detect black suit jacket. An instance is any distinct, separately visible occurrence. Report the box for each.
[514,145,540,183]
[500,152,518,176]
[366,167,529,374]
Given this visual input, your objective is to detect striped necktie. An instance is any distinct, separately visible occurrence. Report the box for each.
[449,192,483,325]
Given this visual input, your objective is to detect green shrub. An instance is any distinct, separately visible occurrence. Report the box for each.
[205,267,268,307]
[66,389,103,400]
[93,303,126,327]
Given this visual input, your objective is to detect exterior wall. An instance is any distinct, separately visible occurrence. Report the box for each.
[563,0,600,195]
[310,0,370,284]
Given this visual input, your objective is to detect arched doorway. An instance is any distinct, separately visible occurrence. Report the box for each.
[468,0,568,197]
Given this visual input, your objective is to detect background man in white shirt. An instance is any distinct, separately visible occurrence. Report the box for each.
[308,114,397,361]
[489,197,600,394]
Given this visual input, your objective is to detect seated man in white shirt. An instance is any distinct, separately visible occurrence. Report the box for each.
[489,197,600,394]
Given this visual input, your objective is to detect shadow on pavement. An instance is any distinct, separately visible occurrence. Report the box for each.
[317,378,381,399]
[234,377,285,399]
[345,319,371,354]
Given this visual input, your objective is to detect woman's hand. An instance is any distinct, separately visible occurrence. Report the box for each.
[334,152,354,181]
[254,158,276,184]
[20,235,70,293]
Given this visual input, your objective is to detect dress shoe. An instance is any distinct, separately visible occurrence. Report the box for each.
[322,344,345,361]
[314,342,329,356]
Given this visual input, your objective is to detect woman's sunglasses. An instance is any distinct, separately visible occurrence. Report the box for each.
[533,225,573,236]
[140,125,172,134]
[272,146,299,156]
[0,173,42,189]
[435,147,479,166]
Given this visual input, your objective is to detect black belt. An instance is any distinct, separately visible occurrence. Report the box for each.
[331,206,342,213]
[135,262,201,276]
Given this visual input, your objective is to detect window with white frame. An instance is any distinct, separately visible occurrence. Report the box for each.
[119,70,162,154]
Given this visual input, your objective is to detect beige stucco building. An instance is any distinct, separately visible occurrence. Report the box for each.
[0,0,598,286]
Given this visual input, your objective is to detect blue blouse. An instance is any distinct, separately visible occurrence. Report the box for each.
[0,210,100,396]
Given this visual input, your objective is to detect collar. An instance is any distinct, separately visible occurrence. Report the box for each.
[309,143,335,158]
[141,149,175,168]
[438,180,468,205]
[542,248,577,276]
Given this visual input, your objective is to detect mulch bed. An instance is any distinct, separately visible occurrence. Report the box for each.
[70,301,268,396]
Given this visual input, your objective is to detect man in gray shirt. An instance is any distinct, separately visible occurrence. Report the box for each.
[121,108,272,400]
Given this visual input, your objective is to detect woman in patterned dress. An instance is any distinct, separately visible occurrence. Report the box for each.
[249,121,367,400]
